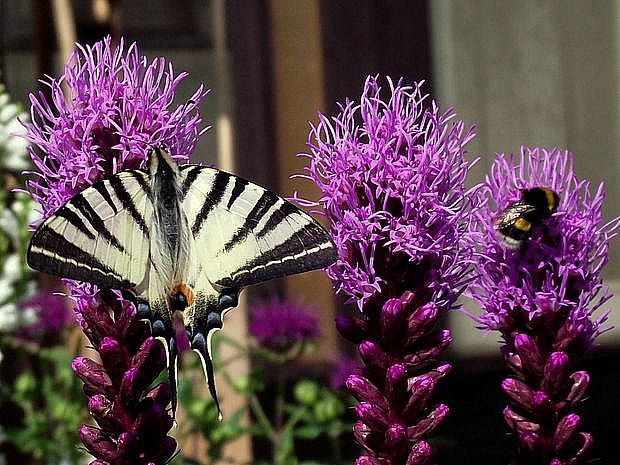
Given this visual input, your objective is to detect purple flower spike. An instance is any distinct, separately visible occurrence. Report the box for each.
[22,37,208,464]
[467,147,620,465]
[303,76,478,464]
[71,291,176,464]
[249,299,321,354]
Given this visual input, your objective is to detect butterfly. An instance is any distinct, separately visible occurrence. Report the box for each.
[27,147,337,418]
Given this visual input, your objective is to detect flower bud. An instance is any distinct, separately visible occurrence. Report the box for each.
[131,337,166,380]
[385,423,408,457]
[405,440,434,465]
[145,383,172,406]
[356,455,383,465]
[98,337,125,382]
[88,395,123,432]
[532,391,553,420]
[79,303,117,344]
[72,357,114,397]
[353,421,375,452]
[503,406,540,435]
[403,330,451,365]
[424,362,451,383]
[380,298,405,339]
[566,371,589,406]
[115,432,137,461]
[79,425,117,462]
[553,413,580,453]
[119,367,143,407]
[572,432,593,463]
[519,431,541,456]
[116,302,137,338]
[359,341,389,374]
[542,351,569,395]
[385,364,408,403]
[405,303,439,345]
[403,376,435,420]
[502,378,536,413]
[356,402,389,432]
[504,351,523,375]
[336,315,368,343]
[407,404,449,441]
[514,333,544,377]
[346,375,387,408]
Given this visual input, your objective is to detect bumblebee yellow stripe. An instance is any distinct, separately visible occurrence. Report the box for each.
[514,217,532,232]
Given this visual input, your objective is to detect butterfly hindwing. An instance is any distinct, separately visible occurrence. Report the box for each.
[27,170,153,290]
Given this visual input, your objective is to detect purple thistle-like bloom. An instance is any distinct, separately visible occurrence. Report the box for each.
[303,76,477,465]
[22,37,208,465]
[19,291,73,339]
[23,36,207,218]
[249,299,321,354]
[467,147,620,465]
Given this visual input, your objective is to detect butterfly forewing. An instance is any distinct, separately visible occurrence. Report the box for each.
[180,166,336,289]
[27,170,153,289]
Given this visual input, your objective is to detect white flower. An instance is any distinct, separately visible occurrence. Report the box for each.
[0,208,18,242]
[0,101,18,122]
[0,278,12,303]
[0,302,18,331]
[20,305,39,326]
[2,253,21,283]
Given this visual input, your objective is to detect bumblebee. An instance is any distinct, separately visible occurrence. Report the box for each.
[494,187,559,249]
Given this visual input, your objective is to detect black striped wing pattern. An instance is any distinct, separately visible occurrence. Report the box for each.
[180,165,337,289]
[27,170,152,290]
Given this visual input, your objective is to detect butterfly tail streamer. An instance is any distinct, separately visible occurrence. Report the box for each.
[192,331,223,421]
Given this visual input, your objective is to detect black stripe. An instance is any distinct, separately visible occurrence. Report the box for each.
[226,177,249,209]
[55,206,96,240]
[255,201,298,239]
[127,171,152,200]
[94,182,118,214]
[28,226,132,289]
[191,171,230,236]
[217,224,336,288]
[72,195,126,252]
[223,191,279,252]
[109,175,150,238]
[181,166,202,198]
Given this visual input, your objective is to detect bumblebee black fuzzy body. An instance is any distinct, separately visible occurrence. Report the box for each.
[494,187,559,249]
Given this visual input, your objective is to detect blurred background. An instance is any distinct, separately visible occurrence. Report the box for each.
[0,1,618,464]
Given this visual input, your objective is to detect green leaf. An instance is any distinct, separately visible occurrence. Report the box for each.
[293,424,323,439]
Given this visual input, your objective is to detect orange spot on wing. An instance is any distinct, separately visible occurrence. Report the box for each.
[172,283,195,306]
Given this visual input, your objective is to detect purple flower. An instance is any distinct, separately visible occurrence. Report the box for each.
[23,36,208,219]
[467,147,620,464]
[18,290,72,340]
[303,76,477,465]
[23,37,208,465]
[249,299,321,354]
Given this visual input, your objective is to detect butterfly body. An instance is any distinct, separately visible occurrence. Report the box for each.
[27,147,337,418]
